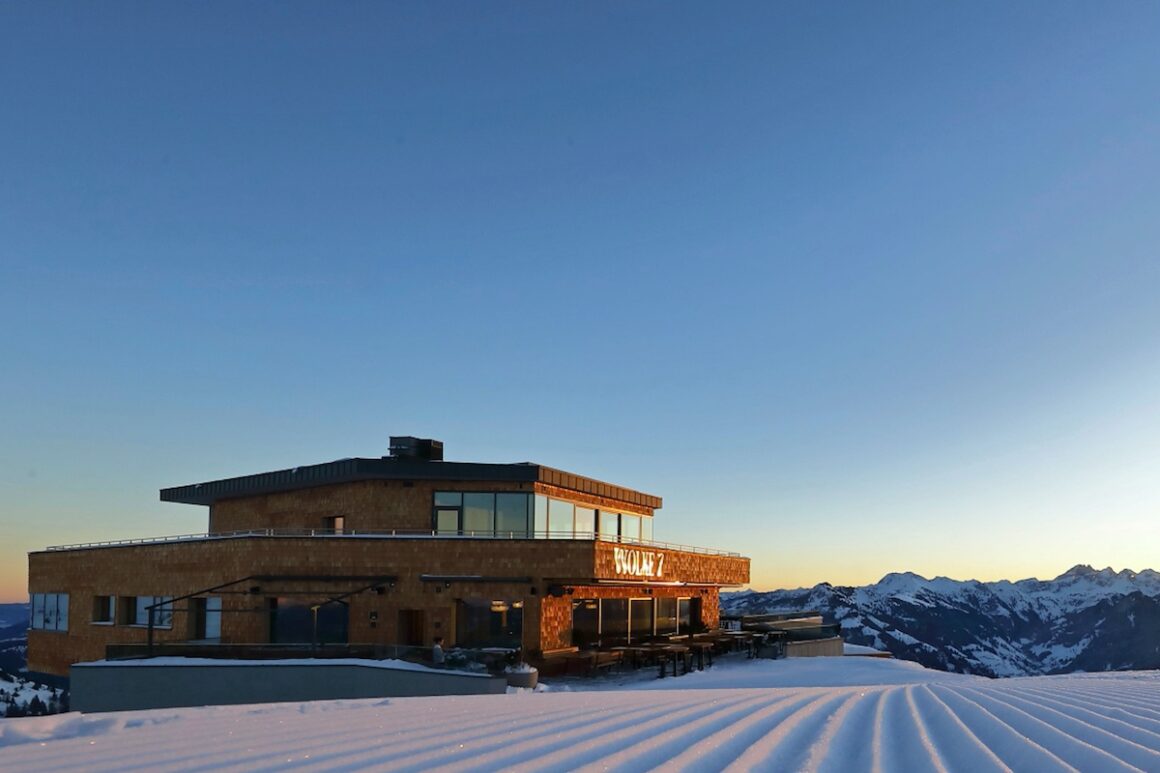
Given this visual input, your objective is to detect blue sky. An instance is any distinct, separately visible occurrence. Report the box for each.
[3,3,1160,600]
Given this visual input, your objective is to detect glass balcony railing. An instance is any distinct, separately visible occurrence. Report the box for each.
[43,528,745,557]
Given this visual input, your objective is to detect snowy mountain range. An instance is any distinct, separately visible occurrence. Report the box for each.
[723,565,1160,677]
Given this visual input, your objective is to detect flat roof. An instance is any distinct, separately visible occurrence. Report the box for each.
[160,457,662,510]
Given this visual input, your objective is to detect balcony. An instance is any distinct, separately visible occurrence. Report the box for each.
[43,528,744,558]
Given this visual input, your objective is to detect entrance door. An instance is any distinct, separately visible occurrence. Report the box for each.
[398,609,426,647]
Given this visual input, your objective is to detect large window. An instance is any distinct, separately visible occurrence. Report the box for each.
[434,492,532,537]
[432,491,638,542]
[678,597,692,633]
[598,511,620,541]
[621,514,641,544]
[571,598,599,648]
[574,507,596,539]
[434,491,462,535]
[463,493,495,535]
[534,495,548,536]
[30,593,68,632]
[456,599,523,649]
[600,598,628,646]
[495,493,530,537]
[641,516,653,543]
[656,597,678,635]
[547,498,574,539]
[630,598,654,643]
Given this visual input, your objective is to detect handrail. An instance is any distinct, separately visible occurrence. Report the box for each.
[43,529,744,557]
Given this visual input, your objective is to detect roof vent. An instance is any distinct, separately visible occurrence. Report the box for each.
[388,436,444,461]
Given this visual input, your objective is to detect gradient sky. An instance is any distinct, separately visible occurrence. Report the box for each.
[3,3,1160,602]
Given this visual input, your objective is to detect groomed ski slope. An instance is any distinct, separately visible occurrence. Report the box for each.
[3,657,1160,771]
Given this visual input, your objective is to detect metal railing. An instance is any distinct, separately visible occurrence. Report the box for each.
[45,529,744,557]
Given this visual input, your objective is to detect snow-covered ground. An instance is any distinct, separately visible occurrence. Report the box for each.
[4,656,1160,771]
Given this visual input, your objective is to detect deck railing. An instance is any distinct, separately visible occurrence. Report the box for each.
[44,529,743,557]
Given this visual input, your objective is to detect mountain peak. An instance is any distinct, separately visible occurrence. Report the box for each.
[1058,564,1097,579]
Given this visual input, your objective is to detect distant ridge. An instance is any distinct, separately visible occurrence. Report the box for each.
[723,566,1160,677]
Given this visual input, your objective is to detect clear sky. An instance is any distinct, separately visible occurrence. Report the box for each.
[3,3,1160,602]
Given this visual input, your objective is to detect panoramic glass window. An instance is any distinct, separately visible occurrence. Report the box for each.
[533,495,548,537]
[656,597,678,635]
[629,598,654,642]
[571,598,599,648]
[435,507,459,534]
[463,493,495,535]
[548,498,574,539]
[495,493,530,537]
[641,516,653,543]
[574,506,596,539]
[678,597,691,632]
[621,513,641,543]
[598,511,620,541]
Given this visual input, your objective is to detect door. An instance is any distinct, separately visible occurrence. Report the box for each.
[398,609,426,647]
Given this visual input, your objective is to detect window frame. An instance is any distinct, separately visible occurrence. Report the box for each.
[92,595,116,625]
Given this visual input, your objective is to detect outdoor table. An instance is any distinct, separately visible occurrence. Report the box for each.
[647,644,689,678]
[688,640,715,670]
[611,645,651,670]
[724,631,757,658]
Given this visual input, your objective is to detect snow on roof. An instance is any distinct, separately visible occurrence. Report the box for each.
[4,657,1160,770]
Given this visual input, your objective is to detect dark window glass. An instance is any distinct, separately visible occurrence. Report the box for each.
[456,598,523,648]
[93,596,115,623]
[600,598,628,646]
[656,597,677,635]
[270,598,347,644]
[630,598,654,642]
[574,507,596,539]
[571,599,599,648]
[434,491,462,507]
[495,493,530,537]
[548,499,574,539]
[118,596,137,625]
[463,493,495,535]
[678,597,691,633]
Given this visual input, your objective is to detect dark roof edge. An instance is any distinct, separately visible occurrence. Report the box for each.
[160,457,661,509]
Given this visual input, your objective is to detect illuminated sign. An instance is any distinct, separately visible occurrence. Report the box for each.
[614,546,665,578]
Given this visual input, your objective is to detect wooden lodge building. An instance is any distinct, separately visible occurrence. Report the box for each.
[27,438,750,678]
